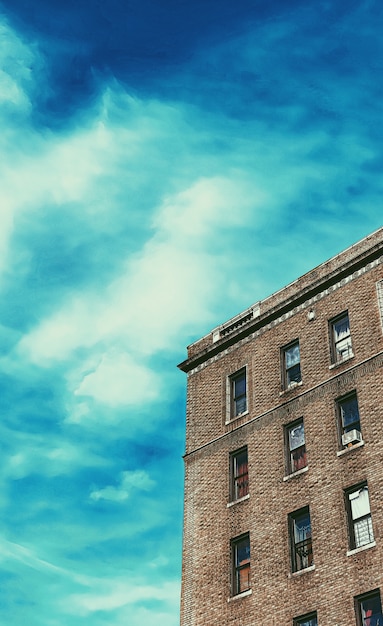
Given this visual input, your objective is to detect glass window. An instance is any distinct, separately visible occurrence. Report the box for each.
[330,311,353,363]
[286,419,307,474]
[230,368,247,418]
[230,447,249,501]
[283,341,302,389]
[289,507,313,572]
[337,392,362,447]
[232,534,251,595]
[355,590,383,626]
[346,484,374,549]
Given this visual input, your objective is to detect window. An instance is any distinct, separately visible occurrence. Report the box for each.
[337,391,362,447]
[289,507,313,572]
[283,341,301,389]
[330,311,353,363]
[345,483,374,549]
[229,368,247,418]
[285,419,307,474]
[230,447,249,501]
[293,612,318,626]
[355,590,383,626]
[377,280,383,333]
[231,534,250,595]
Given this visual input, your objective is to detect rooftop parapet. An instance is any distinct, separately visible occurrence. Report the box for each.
[179,226,383,372]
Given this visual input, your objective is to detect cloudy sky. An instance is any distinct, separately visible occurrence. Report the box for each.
[0,0,382,624]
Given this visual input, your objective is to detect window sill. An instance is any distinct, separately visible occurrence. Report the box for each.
[228,589,252,602]
[225,410,249,425]
[283,466,308,482]
[227,494,250,508]
[347,541,376,557]
[329,354,354,370]
[279,381,303,396]
[337,441,364,456]
[289,564,315,578]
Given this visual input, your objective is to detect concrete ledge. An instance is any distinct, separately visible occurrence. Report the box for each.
[227,494,250,508]
[347,541,376,557]
[228,589,252,602]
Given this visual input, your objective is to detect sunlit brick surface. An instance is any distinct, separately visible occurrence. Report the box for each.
[179,228,383,626]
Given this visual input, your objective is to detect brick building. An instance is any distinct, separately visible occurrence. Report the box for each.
[178,227,383,626]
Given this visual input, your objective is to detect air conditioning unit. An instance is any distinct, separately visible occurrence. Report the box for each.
[342,429,362,447]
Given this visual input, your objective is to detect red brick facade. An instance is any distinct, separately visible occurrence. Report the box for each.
[179,228,383,626]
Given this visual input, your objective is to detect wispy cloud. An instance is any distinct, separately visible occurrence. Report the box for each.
[90,469,155,502]
[0,2,382,624]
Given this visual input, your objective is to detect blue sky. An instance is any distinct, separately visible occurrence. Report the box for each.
[0,0,382,624]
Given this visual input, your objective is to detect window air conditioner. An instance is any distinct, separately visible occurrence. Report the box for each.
[342,429,362,447]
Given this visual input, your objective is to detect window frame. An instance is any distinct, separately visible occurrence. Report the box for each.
[228,367,247,421]
[231,533,251,596]
[289,506,313,573]
[285,418,307,475]
[336,391,362,448]
[230,447,249,502]
[329,311,353,364]
[293,611,318,626]
[282,340,302,390]
[355,589,383,626]
[345,482,374,550]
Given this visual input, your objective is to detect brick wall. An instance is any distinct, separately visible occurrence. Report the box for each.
[180,231,383,626]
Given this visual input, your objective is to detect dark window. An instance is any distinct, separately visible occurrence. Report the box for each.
[337,391,362,447]
[330,311,353,363]
[345,483,374,550]
[289,507,313,572]
[230,368,247,418]
[230,447,249,501]
[293,612,318,626]
[286,419,307,474]
[355,589,383,626]
[231,534,251,595]
[283,341,301,389]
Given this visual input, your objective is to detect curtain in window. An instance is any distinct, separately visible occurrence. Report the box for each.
[234,453,248,498]
[350,487,370,519]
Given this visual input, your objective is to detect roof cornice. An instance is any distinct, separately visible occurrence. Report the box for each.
[178,238,383,373]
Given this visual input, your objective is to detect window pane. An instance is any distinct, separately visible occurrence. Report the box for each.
[294,513,311,542]
[354,516,374,548]
[290,508,313,572]
[234,451,247,476]
[349,487,371,519]
[235,396,247,415]
[341,396,360,428]
[289,423,305,450]
[232,371,246,416]
[291,446,307,472]
[233,449,248,499]
[237,564,250,593]
[287,363,302,384]
[334,316,350,341]
[336,336,353,359]
[360,596,383,626]
[236,539,250,566]
[233,535,251,595]
[234,376,246,397]
[286,344,300,367]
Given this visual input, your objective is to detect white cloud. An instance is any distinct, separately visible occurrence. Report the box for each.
[12,166,266,417]
[0,20,38,114]
[66,579,179,614]
[90,469,155,502]
[17,174,259,363]
[3,434,105,480]
[74,350,160,407]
